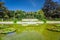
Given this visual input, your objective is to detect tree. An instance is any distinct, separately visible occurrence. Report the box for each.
[36,10,44,19]
[37,10,46,23]
[8,10,15,18]
[15,10,26,20]
[42,0,60,19]
[25,12,35,19]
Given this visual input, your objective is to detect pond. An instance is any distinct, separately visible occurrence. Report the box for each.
[0,24,60,40]
[2,31,44,40]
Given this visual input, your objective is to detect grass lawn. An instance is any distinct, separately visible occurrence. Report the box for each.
[0,24,60,40]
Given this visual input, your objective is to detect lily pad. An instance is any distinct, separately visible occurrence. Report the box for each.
[0,28,16,34]
[47,26,60,32]
[55,24,60,27]
[0,26,9,29]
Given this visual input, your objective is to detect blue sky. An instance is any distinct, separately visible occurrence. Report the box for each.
[0,0,60,12]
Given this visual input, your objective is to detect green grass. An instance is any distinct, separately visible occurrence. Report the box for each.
[0,24,60,40]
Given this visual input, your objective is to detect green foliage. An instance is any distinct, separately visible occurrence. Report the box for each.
[42,19,47,23]
[37,10,47,23]
[42,0,60,19]
[9,11,15,17]
[13,18,18,24]
[15,10,26,20]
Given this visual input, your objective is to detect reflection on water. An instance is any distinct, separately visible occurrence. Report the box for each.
[0,32,16,40]
[1,31,44,40]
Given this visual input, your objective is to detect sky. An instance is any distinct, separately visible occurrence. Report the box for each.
[0,0,60,12]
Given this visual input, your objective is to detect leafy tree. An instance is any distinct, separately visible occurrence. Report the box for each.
[15,10,26,20]
[36,10,44,19]
[25,12,35,19]
[42,0,60,19]
[37,10,46,23]
[9,10,15,18]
